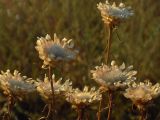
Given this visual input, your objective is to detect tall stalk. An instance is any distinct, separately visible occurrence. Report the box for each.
[106,24,113,120]
[98,24,113,120]
[106,24,113,64]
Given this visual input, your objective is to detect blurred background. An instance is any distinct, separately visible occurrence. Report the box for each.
[0,0,160,119]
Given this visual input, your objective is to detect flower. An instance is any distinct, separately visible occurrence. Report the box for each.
[0,70,36,100]
[123,81,160,108]
[36,74,72,102]
[91,61,137,91]
[97,0,134,26]
[35,34,78,68]
[65,86,102,107]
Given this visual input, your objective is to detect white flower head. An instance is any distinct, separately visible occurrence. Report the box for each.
[65,86,102,107]
[36,74,72,102]
[124,81,160,108]
[91,61,137,91]
[0,70,36,100]
[97,0,134,25]
[35,34,78,68]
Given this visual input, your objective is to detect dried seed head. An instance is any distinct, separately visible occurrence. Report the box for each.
[65,86,102,107]
[91,61,137,91]
[0,70,36,100]
[124,81,160,109]
[35,34,78,68]
[36,74,72,102]
[97,0,134,26]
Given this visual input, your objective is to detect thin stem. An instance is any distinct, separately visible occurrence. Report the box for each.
[77,107,85,120]
[115,29,121,42]
[86,111,89,120]
[140,108,146,120]
[141,115,144,120]
[97,99,102,120]
[42,104,49,113]
[7,95,14,120]
[77,108,82,120]
[7,103,11,120]
[48,66,55,119]
[105,24,113,64]
[46,104,52,120]
[39,104,51,120]
[107,90,113,120]
[99,24,113,120]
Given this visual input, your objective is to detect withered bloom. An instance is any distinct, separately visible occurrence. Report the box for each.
[124,81,160,109]
[65,86,102,108]
[91,61,137,91]
[0,70,36,100]
[97,0,134,26]
[35,34,78,68]
[36,74,72,102]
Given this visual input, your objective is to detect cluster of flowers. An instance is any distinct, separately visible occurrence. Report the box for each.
[0,0,159,119]
[0,34,101,110]
[96,0,160,112]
